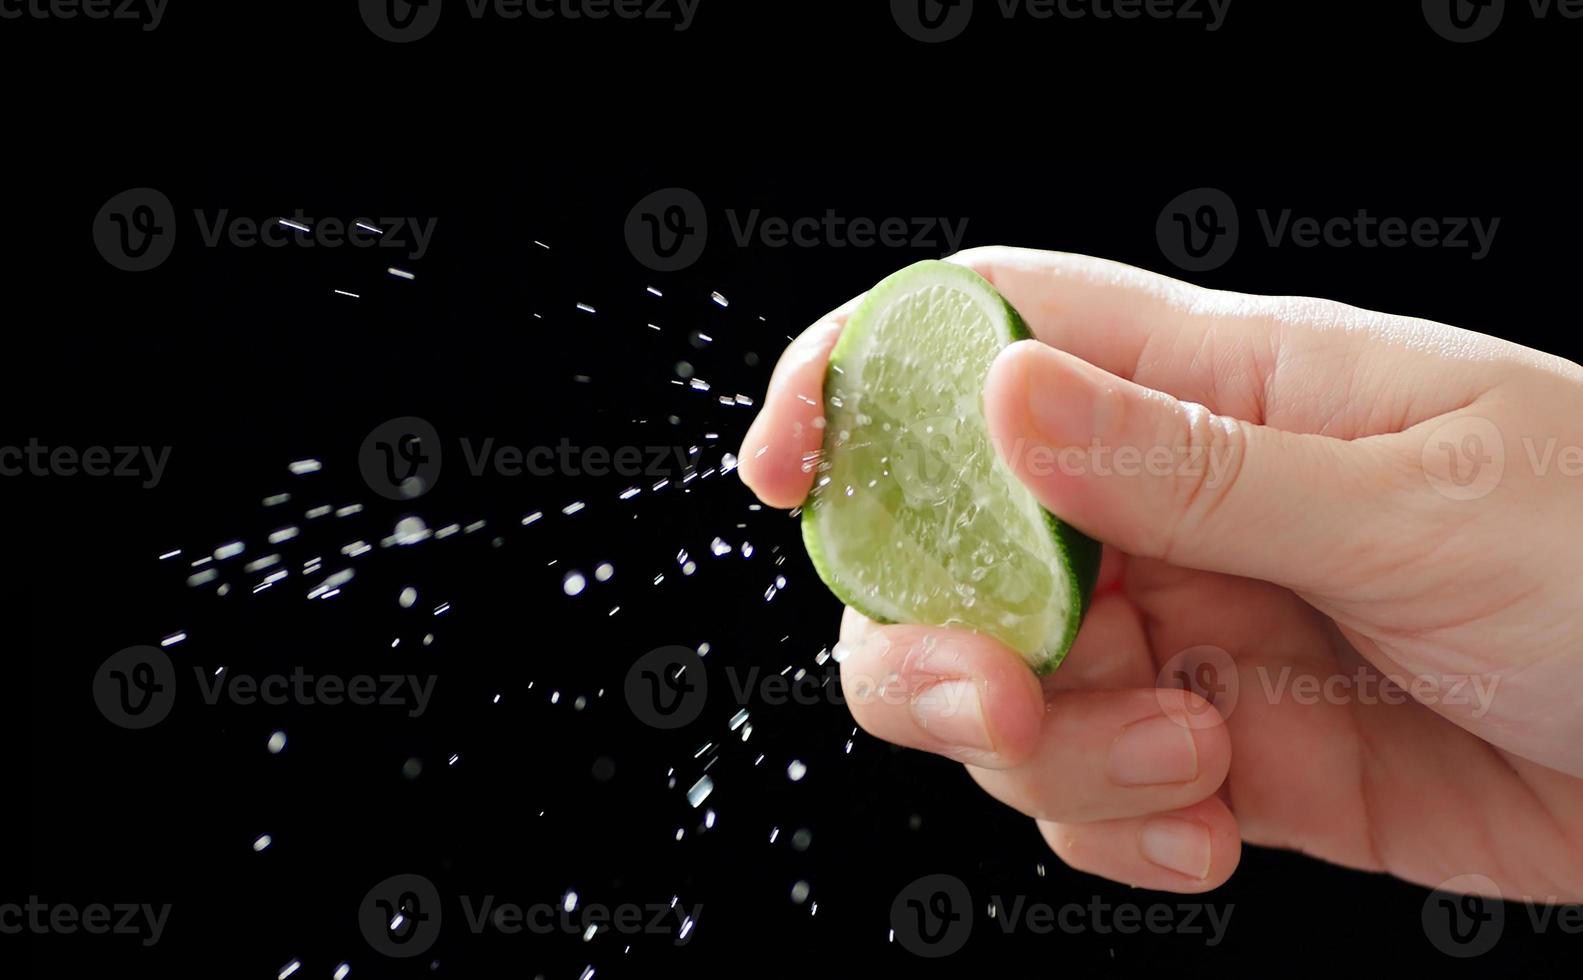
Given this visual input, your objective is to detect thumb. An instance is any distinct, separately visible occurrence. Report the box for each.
[983,339,1414,592]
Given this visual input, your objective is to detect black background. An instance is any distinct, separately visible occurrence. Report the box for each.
[9,2,1582,978]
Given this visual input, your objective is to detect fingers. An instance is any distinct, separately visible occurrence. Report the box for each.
[836,624,1046,769]
[965,687,1231,824]
[843,587,1155,697]
[738,248,1231,510]
[838,604,882,646]
[743,248,1512,517]
[982,339,1422,593]
[737,300,857,508]
[1038,797,1243,893]
[738,248,1500,520]
[944,247,1212,388]
[838,618,1237,889]
[947,246,1502,436]
[838,615,1229,820]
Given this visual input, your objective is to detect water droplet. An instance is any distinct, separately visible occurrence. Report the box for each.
[686,775,714,808]
[563,572,587,596]
[394,516,428,546]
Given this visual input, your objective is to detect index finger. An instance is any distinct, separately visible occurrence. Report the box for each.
[736,298,857,508]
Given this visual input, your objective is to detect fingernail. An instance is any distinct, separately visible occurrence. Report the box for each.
[1022,345,1097,448]
[1139,817,1212,880]
[1108,715,1200,786]
[909,679,993,752]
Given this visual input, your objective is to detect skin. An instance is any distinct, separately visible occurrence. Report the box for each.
[738,247,1583,900]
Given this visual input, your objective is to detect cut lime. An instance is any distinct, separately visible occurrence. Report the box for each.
[801,260,1100,673]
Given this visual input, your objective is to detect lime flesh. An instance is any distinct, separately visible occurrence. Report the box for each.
[801,261,1099,673]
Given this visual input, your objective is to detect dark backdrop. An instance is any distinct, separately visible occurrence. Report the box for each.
[9,5,1581,979]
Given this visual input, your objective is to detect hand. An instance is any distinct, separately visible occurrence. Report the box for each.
[739,247,1583,898]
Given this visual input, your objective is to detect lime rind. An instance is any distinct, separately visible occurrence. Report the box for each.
[801,260,1100,674]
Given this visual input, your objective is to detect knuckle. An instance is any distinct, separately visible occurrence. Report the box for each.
[1159,405,1248,562]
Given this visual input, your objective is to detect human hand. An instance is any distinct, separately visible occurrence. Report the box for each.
[739,247,1583,898]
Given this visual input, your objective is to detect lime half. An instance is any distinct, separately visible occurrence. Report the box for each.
[801,260,1099,673]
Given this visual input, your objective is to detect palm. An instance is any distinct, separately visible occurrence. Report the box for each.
[1091,555,1583,900]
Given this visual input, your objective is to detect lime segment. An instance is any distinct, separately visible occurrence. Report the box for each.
[801,260,1099,673]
